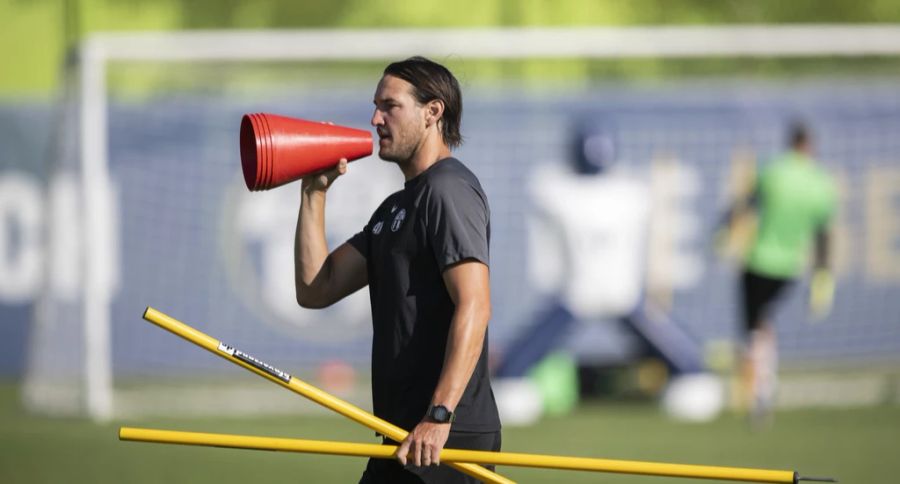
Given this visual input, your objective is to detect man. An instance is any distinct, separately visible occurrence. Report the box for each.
[720,122,837,424]
[294,56,501,483]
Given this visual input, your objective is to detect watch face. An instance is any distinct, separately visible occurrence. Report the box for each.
[431,405,452,423]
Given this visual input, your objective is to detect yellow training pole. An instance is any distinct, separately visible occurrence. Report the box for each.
[141,307,513,484]
[120,427,821,484]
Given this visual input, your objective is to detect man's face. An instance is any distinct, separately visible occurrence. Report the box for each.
[371,75,426,163]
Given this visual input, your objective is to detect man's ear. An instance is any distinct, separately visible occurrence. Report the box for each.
[425,99,445,127]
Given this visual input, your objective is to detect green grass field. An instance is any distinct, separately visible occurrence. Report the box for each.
[1,382,897,483]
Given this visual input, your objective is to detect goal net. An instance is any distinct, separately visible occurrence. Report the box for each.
[22,27,900,420]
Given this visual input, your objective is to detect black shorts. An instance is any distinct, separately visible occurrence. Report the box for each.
[741,269,794,332]
[358,431,502,484]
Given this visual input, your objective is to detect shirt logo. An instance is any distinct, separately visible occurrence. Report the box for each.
[372,221,384,235]
[391,209,407,232]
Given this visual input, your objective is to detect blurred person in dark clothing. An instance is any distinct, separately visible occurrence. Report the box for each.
[293,57,500,483]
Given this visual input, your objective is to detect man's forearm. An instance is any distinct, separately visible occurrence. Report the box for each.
[719,188,759,230]
[814,228,831,271]
[294,190,330,298]
[431,303,490,411]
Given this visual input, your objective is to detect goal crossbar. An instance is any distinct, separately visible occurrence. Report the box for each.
[85,25,900,61]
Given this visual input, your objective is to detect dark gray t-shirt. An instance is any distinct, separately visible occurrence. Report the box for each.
[348,157,501,433]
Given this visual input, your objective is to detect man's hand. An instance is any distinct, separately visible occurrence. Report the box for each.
[395,420,451,467]
[301,158,348,194]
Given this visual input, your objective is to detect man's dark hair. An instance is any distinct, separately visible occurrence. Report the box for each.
[384,56,463,149]
[789,121,811,149]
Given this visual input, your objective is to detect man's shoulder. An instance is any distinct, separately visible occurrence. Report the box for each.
[813,166,837,202]
[758,155,794,182]
[811,162,835,182]
[421,157,482,192]
[762,153,791,170]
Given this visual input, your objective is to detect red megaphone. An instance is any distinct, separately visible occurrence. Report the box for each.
[240,113,373,191]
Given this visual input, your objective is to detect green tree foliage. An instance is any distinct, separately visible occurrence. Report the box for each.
[2,0,900,95]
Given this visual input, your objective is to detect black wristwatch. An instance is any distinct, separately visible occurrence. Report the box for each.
[427,404,456,424]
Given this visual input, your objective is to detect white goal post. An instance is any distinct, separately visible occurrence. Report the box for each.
[64,25,900,421]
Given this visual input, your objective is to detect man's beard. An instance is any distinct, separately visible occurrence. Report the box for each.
[378,136,418,164]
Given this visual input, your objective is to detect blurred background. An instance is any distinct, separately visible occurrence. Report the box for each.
[2,1,899,483]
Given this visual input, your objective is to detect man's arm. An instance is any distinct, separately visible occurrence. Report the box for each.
[809,226,835,319]
[295,159,368,308]
[714,185,759,257]
[809,172,840,319]
[396,259,491,467]
[814,227,831,272]
[719,186,759,232]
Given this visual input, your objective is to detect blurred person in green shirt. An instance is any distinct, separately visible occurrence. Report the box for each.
[720,122,837,425]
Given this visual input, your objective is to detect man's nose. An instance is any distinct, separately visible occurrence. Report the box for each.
[371,110,383,126]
